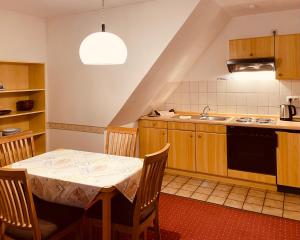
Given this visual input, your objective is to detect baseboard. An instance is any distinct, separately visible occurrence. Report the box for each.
[165,168,277,191]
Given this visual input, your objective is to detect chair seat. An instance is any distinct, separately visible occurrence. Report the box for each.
[88,193,155,226]
[6,219,58,240]
[5,197,84,240]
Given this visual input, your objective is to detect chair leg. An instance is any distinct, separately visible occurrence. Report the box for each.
[112,230,119,240]
[143,230,147,240]
[154,211,161,240]
[88,223,94,240]
[0,222,5,240]
[77,219,86,240]
[131,231,140,240]
[81,215,89,240]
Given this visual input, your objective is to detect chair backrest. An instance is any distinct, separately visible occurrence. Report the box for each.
[0,131,35,166]
[104,126,138,157]
[0,168,41,239]
[133,143,170,226]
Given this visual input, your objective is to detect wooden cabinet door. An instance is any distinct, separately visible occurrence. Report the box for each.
[229,38,251,59]
[139,127,167,158]
[229,36,274,59]
[251,36,274,58]
[276,34,300,80]
[196,132,227,176]
[277,132,300,188]
[167,130,196,172]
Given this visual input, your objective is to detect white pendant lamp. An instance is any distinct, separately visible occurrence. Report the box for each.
[79,0,128,65]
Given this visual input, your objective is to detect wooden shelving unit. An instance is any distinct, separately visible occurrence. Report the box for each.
[0,89,45,93]
[0,61,46,155]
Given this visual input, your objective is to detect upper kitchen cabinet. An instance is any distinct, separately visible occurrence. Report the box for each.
[275,34,300,80]
[229,36,274,59]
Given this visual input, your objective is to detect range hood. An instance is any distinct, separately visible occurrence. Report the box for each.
[227,57,275,73]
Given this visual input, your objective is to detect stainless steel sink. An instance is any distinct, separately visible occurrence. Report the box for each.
[172,115,229,121]
[193,115,229,121]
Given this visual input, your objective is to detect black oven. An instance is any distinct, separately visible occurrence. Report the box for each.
[227,126,277,175]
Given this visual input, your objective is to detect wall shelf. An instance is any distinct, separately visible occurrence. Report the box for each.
[0,61,46,156]
[0,110,45,119]
[0,89,45,94]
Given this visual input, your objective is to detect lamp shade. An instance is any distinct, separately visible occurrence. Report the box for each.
[79,31,127,65]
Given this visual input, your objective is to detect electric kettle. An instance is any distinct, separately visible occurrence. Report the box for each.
[280,104,296,121]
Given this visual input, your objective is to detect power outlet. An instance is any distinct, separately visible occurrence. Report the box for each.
[286,96,300,103]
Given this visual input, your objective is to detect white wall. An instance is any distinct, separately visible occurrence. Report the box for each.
[47,0,199,151]
[111,0,230,126]
[162,9,300,116]
[47,0,199,126]
[0,10,47,62]
[47,129,104,153]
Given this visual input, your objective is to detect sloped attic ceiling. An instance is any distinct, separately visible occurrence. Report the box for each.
[111,0,230,125]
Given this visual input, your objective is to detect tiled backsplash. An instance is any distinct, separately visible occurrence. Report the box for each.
[162,72,300,116]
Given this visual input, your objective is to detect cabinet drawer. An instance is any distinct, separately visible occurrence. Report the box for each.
[139,120,167,129]
[168,122,195,131]
[196,124,226,134]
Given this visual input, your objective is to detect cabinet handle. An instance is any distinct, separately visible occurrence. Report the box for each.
[278,73,283,77]
[190,135,193,138]
[250,53,253,56]
[198,135,202,138]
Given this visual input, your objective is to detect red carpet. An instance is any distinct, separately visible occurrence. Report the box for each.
[130,193,300,240]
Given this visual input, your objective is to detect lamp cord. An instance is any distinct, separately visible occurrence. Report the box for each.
[101,0,105,32]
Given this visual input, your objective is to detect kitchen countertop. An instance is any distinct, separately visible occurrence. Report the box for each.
[140,113,300,131]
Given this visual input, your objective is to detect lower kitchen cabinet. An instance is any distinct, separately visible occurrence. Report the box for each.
[277,131,300,188]
[139,127,167,158]
[167,129,196,172]
[196,132,227,176]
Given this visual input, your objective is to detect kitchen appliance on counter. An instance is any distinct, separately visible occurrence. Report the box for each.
[280,96,298,121]
[227,126,277,175]
[280,104,296,121]
[235,117,276,125]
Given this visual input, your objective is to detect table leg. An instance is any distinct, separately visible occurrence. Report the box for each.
[102,193,112,240]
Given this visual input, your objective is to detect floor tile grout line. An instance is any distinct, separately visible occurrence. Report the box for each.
[173,176,191,195]
[223,184,234,206]
[261,191,268,214]
[241,187,250,210]
[205,180,219,203]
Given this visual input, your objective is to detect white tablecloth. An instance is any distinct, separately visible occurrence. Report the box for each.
[11,149,143,208]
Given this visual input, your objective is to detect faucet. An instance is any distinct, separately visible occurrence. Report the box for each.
[202,105,211,117]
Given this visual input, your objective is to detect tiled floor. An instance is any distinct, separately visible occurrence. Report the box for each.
[161,174,300,221]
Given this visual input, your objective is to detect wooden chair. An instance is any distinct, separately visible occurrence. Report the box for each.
[88,143,170,240]
[105,126,138,157]
[0,168,84,240]
[0,131,35,166]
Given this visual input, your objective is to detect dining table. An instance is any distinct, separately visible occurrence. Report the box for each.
[8,149,144,240]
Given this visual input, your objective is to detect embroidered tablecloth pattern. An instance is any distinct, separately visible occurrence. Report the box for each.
[11,149,143,208]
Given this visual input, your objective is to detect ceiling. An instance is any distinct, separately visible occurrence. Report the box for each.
[0,0,299,18]
[216,0,300,16]
[0,0,152,18]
